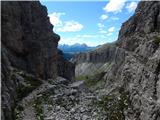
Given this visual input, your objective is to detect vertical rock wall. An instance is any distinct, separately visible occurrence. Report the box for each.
[1,1,75,120]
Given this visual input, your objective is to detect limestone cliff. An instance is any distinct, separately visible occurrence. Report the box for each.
[74,1,160,120]
[1,1,74,120]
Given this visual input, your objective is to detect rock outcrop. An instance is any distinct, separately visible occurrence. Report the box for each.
[73,43,125,76]
[1,1,74,120]
[74,1,160,120]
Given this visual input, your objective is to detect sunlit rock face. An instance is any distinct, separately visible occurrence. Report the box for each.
[2,1,60,79]
[1,1,74,120]
[74,1,160,120]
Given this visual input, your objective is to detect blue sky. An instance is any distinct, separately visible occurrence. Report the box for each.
[40,0,140,46]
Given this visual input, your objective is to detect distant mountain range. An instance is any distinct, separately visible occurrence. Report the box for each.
[58,43,98,60]
[58,43,97,53]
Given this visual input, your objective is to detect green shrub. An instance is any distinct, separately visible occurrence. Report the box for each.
[16,87,34,101]
[33,93,55,120]
[15,73,42,101]
[95,87,130,120]
[15,105,24,120]
[33,98,44,120]
[23,75,42,87]
[75,76,88,81]
[154,36,160,44]
[75,72,106,87]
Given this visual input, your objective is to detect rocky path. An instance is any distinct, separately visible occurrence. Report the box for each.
[42,79,107,120]
[21,106,37,120]
[17,81,54,120]
[19,82,55,108]
[16,76,107,120]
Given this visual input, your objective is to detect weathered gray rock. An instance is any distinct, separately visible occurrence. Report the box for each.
[2,1,75,80]
[74,1,160,120]
[1,1,74,120]
[70,81,85,88]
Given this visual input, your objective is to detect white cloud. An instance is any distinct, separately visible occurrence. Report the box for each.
[108,26,115,32]
[48,12,65,26]
[103,0,126,13]
[97,23,107,33]
[77,34,109,39]
[100,30,107,34]
[48,12,83,32]
[111,17,119,20]
[59,35,109,47]
[77,34,97,38]
[126,2,137,13]
[97,24,115,36]
[97,23,105,28]
[56,21,83,32]
[100,14,108,20]
[107,32,113,36]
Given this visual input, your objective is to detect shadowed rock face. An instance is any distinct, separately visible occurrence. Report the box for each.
[1,1,74,120]
[2,1,59,79]
[74,1,160,120]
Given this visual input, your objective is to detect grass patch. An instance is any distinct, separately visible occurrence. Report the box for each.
[75,75,88,81]
[33,98,44,120]
[75,72,106,88]
[12,69,43,119]
[16,87,35,101]
[95,87,130,120]
[14,73,42,101]
[33,93,54,120]
[15,105,24,120]
[22,74,42,87]
[10,73,29,101]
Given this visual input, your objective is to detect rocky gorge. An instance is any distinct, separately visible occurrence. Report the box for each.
[1,1,74,120]
[1,1,160,120]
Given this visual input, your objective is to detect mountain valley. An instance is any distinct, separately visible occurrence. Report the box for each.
[1,1,160,120]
